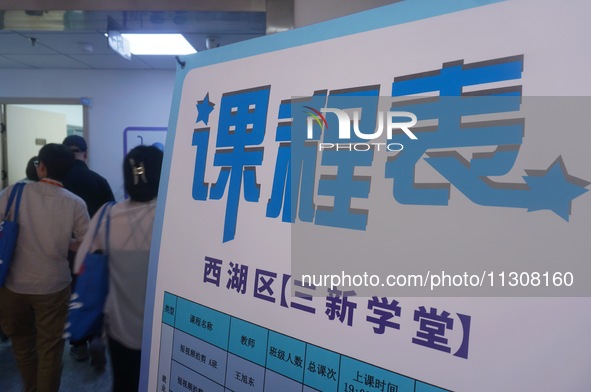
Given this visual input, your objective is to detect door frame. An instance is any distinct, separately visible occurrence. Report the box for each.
[0,97,89,189]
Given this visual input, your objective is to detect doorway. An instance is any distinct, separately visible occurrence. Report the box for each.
[0,98,87,189]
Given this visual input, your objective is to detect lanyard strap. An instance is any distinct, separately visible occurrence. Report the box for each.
[39,178,63,187]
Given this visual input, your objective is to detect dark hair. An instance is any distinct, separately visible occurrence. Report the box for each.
[25,156,39,182]
[38,143,75,182]
[124,145,163,202]
[62,134,88,153]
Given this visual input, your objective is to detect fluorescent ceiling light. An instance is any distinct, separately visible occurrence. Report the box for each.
[120,33,197,55]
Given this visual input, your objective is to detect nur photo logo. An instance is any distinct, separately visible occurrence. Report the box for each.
[304,106,418,152]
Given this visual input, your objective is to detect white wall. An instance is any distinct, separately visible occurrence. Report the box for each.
[0,69,175,199]
[15,104,83,127]
[6,105,67,184]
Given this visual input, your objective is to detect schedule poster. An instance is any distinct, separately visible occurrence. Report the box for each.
[142,1,591,391]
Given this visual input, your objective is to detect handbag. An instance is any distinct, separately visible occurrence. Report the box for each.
[65,201,115,342]
[0,182,26,287]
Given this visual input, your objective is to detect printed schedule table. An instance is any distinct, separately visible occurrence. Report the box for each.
[158,292,448,392]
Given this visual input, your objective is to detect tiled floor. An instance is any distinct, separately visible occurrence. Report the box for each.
[0,338,112,392]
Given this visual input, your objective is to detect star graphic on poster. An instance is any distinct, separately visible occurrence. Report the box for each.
[523,156,589,221]
[196,93,215,125]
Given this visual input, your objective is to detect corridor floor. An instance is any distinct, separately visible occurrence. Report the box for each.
[0,338,112,392]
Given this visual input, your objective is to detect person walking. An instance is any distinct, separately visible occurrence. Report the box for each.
[62,135,115,218]
[62,135,115,368]
[74,145,163,391]
[0,143,89,392]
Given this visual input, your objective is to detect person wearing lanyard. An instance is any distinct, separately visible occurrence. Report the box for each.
[0,143,89,392]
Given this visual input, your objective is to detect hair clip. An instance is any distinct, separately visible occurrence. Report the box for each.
[129,158,148,185]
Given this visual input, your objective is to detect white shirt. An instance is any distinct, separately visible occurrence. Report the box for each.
[0,181,89,294]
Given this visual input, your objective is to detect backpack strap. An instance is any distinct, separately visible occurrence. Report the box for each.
[90,201,116,249]
[4,183,25,221]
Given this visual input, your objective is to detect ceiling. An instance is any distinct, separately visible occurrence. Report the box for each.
[0,1,294,71]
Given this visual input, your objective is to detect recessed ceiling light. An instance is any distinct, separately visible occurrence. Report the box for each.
[120,33,197,55]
